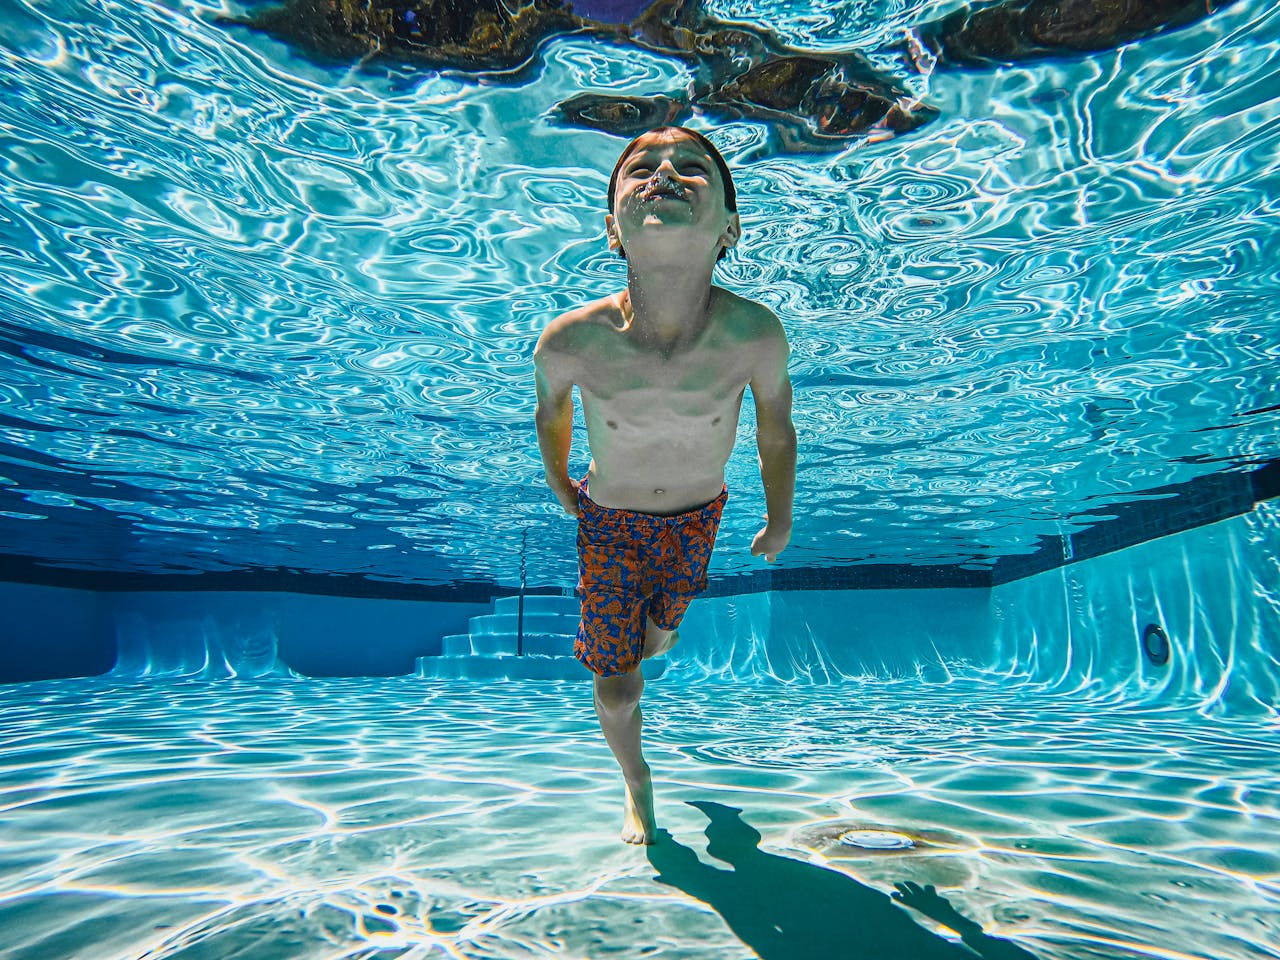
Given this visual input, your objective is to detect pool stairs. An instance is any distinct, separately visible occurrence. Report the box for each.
[415,593,667,680]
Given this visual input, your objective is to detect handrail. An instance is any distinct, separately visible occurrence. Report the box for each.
[516,528,528,656]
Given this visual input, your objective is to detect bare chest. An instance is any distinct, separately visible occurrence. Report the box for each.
[577,341,751,420]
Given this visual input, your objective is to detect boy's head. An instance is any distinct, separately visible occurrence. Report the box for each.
[605,126,739,263]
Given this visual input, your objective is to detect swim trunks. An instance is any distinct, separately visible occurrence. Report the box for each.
[575,482,727,678]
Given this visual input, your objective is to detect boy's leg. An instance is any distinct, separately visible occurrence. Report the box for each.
[593,669,656,845]
[643,492,725,662]
[642,618,679,659]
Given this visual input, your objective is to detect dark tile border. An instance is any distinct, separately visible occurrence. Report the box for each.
[1252,459,1280,502]
[987,461,1273,586]
[707,459,1279,593]
[700,563,991,596]
[0,562,514,604]
[1,460,1276,599]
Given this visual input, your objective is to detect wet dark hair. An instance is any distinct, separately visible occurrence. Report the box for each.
[607,126,738,262]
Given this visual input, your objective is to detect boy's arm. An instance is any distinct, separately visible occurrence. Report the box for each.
[534,331,580,517]
[748,310,796,562]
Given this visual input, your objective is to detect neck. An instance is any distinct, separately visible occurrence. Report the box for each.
[624,262,716,345]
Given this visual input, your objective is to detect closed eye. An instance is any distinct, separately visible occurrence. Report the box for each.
[625,160,711,177]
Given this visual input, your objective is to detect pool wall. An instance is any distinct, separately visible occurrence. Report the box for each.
[670,587,992,682]
[3,502,1277,709]
[667,504,1279,713]
[0,585,487,681]
[987,499,1280,716]
[0,582,112,682]
[107,592,491,679]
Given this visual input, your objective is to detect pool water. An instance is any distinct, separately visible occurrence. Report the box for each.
[2,677,1276,960]
[2,1,1279,958]
[0,0,1276,585]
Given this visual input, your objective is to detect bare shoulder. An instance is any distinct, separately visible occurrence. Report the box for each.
[536,295,618,355]
[713,287,787,347]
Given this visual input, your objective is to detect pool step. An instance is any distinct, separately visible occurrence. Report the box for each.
[419,592,672,681]
[442,632,574,657]
[492,594,579,617]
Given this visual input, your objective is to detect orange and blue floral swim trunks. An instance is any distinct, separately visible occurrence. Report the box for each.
[575,482,727,677]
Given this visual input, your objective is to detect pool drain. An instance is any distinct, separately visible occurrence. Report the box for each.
[838,830,915,850]
[1142,623,1170,666]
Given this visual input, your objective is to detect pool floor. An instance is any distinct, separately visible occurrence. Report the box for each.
[1,676,1277,960]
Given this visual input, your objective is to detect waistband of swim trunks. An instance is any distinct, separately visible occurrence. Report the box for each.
[577,479,727,532]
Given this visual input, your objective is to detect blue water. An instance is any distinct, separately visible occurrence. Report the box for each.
[1,4,1279,955]
[1,670,1277,960]
[0,0,1276,587]
[3,406,1278,960]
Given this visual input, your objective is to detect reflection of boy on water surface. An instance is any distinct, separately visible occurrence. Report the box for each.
[534,126,796,844]
[239,0,1238,152]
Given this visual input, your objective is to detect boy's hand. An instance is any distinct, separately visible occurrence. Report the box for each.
[549,477,581,517]
[750,518,790,562]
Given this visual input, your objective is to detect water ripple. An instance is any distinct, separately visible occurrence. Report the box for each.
[0,0,1276,583]
[0,678,1275,959]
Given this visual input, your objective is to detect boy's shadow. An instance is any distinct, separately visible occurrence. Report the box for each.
[647,801,1038,960]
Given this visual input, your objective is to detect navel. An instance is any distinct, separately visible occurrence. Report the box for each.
[607,420,618,429]
[711,416,721,425]
[654,488,665,495]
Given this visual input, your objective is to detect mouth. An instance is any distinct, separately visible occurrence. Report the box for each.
[641,182,686,202]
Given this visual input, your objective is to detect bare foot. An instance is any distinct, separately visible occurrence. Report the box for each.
[621,770,657,845]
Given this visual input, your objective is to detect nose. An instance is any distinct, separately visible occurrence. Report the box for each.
[651,157,679,179]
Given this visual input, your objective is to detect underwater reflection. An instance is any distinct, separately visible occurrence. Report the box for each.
[229,0,1238,154]
[648,801,1038,960]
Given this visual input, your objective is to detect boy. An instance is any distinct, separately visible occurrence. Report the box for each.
[534,126,796,845]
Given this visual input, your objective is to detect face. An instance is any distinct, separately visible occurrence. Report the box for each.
[605,131,740,263]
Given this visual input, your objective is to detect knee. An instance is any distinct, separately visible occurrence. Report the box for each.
[645,618,673,640]
[594,672,643,713]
